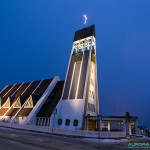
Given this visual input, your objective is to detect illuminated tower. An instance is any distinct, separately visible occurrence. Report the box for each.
[55,25,99,130]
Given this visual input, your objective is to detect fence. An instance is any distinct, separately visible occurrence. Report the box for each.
[0,122,126,138]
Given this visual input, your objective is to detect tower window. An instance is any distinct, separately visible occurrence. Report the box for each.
[65,119,70,126]
[92,45,95,50]
[89,90,91,97]
[92,49,95,54]
[73,48,77,54]
[78,49,82,53]
[73,120,78,126]
[58,119,62,125]
[92,91,94,99]
[88,103,95,112]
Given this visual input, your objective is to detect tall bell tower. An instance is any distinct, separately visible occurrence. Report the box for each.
[55,25,99,130]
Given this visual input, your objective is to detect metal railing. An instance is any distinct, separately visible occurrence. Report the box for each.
[36,117,50,127]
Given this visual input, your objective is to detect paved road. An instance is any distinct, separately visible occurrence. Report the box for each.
[0,127,149,150]
[0,136,43,150]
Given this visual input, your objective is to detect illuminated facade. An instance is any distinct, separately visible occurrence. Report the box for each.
[0,77,63,125]
[0,24,147,138]
[0,25,99,130]
[54,25,99,130]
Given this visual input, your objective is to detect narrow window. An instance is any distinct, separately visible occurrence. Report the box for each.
[92,45,95,50]
[65,119,70,126]
[73,120,78,126]
[93,91,94,99]
[89,90,92,98]
[58,119,62,125]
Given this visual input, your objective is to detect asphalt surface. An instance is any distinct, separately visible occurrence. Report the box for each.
[0,127,149,150]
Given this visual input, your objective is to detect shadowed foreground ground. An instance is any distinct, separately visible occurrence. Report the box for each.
[0,127,149,150]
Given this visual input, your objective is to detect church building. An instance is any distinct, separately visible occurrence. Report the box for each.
[0,25,147,138]
[0,25,98,130]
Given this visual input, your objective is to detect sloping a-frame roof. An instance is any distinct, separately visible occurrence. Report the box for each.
[37,81,64,117]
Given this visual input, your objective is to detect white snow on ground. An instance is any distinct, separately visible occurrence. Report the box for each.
[0,126,149,143]
[137,136,150,140]
[101,139,128,143]
[81,138,128,143]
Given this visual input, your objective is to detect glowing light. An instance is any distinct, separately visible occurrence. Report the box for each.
[83,15,87,24]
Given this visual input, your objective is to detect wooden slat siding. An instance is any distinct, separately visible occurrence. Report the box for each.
[21,82,33,96]
[2,83,30,117]
[17,79,53,117]
[0,86,8,95]
[33,79,53,96]
[19,81,42,106]
[32,80,43,94]
[5,108,20,116]
[14,81,42,117]
[0,108,9,116]
[11,82,31,106]
[21,81,41,97]
[0,86,12,97]
[2,85,16,98]
[1,97,9,106]
[17,108,33,117]
[1,84,21,106]
[11,83,24,97]
[3,84,21,98]
[36,81,64,117]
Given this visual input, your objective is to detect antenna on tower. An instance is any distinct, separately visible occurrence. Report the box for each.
[83,14,87,28]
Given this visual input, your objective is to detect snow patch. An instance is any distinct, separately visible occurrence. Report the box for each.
[82,138,128,143]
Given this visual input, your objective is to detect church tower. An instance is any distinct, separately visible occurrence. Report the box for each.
[55,25,99,130]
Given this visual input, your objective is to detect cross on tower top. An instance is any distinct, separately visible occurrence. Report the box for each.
[83,15,87,25]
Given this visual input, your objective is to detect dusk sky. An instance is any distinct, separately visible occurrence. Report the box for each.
[0,1,150,128]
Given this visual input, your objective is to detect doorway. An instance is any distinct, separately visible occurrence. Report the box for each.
[88,119,96,131]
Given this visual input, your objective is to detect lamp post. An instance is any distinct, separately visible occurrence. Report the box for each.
[52,108,57,134]
[125,112,132,139]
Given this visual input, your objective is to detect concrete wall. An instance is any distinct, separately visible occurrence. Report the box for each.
[54,98,85,130]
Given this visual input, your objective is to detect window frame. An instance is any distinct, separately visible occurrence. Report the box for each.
[65,119,70,126]
[58,119,62,125]
[73,120,78,126]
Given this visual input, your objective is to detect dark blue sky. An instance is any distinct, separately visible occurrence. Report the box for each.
[0,1,150,128]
